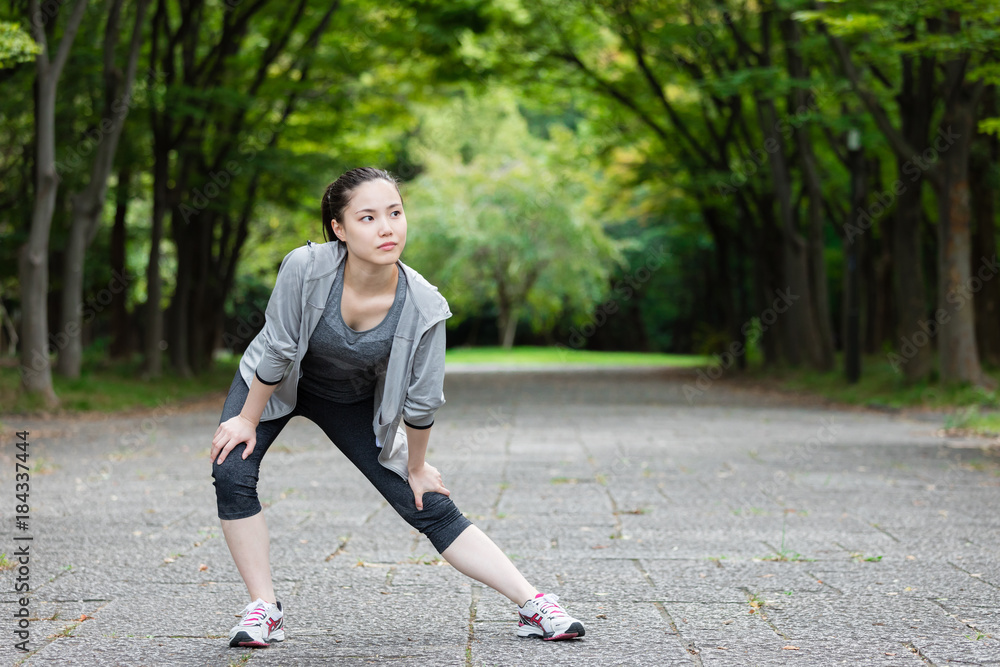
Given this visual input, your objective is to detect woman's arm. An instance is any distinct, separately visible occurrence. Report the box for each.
[211,374,280,465]
[403,319,452,509]
[239,373,280,426]
[406,423,431,472]
[400,319,448,428]
[405,423,450,510]
[256,246,308,384]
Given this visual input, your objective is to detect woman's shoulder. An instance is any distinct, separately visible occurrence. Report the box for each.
[279,240,342,277]
[400,261,451,317]
[279,243,312,270]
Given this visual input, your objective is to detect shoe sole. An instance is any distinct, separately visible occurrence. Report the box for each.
[517,622,585,641]
[229,629,285,648]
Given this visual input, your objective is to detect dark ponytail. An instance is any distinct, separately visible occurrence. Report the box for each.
[322,167,402,250]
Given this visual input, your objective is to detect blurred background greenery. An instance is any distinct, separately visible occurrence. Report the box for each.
[2,0,1000,429]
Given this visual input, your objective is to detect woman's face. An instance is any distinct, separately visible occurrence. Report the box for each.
[333,179,406,266]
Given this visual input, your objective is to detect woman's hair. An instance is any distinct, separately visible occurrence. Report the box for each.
[322,167,402,249]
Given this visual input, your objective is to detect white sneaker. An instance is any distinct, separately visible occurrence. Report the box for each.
[516,593,585,640]
[229,597,284,648]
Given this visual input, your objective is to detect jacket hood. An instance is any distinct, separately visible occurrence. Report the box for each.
[304,239,451,323]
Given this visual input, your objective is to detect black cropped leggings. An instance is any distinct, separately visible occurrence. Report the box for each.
[211,370,472,553]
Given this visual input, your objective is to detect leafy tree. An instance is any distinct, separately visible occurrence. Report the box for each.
[402,85,627,348]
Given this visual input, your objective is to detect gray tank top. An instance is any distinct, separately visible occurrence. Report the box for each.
[298,260,407,403]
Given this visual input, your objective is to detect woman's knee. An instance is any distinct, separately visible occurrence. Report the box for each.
[414,493,473,553]
[402,492,466,531]
[211,453,261,517]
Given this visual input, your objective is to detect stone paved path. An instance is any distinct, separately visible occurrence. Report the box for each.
[2,365,999,666]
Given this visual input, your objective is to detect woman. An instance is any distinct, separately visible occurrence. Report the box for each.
[210,167,585,648]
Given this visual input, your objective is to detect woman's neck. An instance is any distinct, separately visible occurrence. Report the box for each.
[343,255,398,297]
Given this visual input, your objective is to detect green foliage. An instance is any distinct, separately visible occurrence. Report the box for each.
[0,21,40,68]
[402,84,627,340]
[6,0,1000,384]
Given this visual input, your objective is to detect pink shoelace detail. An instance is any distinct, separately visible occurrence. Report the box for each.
[241,604,267,626]
[537,596,567,618]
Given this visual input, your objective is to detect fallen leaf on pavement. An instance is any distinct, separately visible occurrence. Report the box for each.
[783,646,799,650]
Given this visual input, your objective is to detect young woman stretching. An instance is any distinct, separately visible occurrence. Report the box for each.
[210,167,585,648]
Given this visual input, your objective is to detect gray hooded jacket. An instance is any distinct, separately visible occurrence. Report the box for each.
[236,239,452,480]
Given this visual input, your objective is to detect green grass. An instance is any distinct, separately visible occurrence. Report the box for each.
[735,353,1000,438]
[744,353,1000,411]
[445,345,711,367]
[945,406,1000,435]
[0,352,241,418]
[0,346,707,420]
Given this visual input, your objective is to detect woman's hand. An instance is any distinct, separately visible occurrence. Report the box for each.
[408,462,450,510]
[210,415,258,465]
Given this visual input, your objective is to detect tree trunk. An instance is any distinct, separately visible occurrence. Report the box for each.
[935,14,985,386]
[891,48,935,381]
[144,133,167,378]
[56,0,148,378]
[702,206,740,361]
[189,211,214,372]
[20,0,88,404]
[500,310,518,350]
[494,258,539,350]
[865,203,893,355]
[783,14,835,370]
[752,9,826,369]
[55,203,91,377]
[168,205,193,377]
[755,94,827,369]
[843,139,867,381]
[970,84,1000,367]
[753,201,783,366]
[936,90,985,384]
[110,163,131,359]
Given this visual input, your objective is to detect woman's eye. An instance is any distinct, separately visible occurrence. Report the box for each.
[362,215,373,222]
[391,210,401,216]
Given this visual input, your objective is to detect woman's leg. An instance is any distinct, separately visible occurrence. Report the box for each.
[298,393,536,604]
[440,524,538,606]
[220,513,275,602]
[212,370,295,603]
